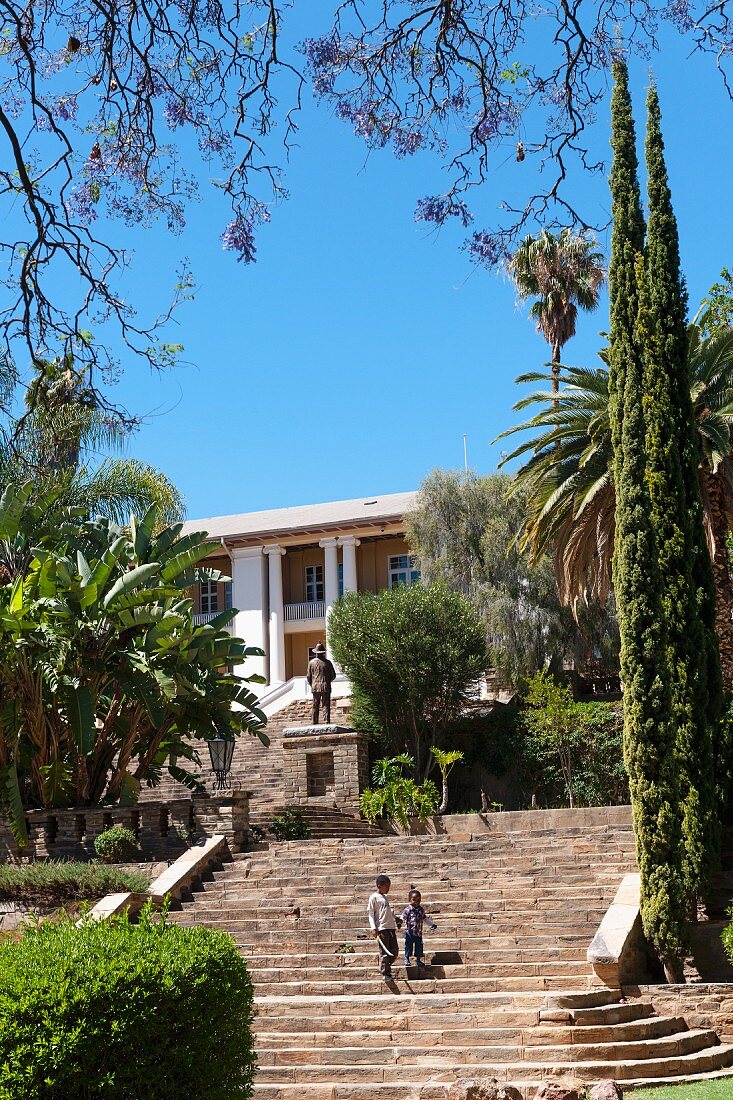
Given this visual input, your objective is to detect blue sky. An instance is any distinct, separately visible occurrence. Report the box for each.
[106,20,733,521]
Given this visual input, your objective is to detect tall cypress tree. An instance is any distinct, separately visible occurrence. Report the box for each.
[644,83,721,894]
[608,61,686,977]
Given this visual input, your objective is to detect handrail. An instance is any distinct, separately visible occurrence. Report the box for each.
[283,600,326,622]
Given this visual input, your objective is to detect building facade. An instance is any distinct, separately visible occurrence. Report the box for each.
[184,491,419,696]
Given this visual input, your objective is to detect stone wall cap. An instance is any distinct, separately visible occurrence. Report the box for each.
[282,725,356,738]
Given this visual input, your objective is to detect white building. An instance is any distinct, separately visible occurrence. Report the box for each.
[184,490,419,709]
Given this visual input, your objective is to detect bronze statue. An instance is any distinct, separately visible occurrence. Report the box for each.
[306,641,336,724]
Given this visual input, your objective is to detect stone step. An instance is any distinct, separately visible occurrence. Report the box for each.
[239,851,636,868]
[176,898,611,917]
[210,881,627,899]
[255,1015,687,1047]
[222,931,603,950]
[241,843,636,859]
[241,948,589,968]
[170,912,608,932]
[250,974,602,996]
[254,1040,733,1084]
[246,961,595,983]
[253,989,619,1016]
[253,995,650,1032]
[256,1027,718,1067]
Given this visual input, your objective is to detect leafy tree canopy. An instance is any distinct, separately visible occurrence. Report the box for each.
[328,581,488,778]
[406,469,619,687]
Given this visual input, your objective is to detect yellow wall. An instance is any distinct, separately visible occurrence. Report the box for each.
[280,536,412,604]
[285,630,326,680]
[357,536,410,593]
[282,546,323,605]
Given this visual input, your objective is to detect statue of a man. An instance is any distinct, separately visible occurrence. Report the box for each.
[306,641,336,725]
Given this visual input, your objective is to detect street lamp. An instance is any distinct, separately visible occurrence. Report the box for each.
[207,735,235,791]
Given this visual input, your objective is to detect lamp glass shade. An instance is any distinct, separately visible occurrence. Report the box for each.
[208,736,235,776]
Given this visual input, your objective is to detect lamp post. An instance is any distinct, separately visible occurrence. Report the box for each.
[207,735,235,791]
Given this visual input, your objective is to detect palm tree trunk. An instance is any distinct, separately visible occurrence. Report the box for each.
[551,341,562,396]
[704,468,733,693]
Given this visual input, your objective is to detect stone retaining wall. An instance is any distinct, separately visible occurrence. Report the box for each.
[630,982,733,1042]
[2,793,249,862]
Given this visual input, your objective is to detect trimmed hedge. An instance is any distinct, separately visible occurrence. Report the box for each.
[93,825,139,864]
[0,904,256,1099]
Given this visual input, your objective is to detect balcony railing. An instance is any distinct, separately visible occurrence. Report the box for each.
[193,611,227,626]
[284,600,326,623]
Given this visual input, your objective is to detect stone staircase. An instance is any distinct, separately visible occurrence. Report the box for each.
[250,805,383,840]
[169,819,733,1097]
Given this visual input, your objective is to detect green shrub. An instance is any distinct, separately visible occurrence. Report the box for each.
[0,904,256,1099]
[0,861,148,907]
[93,825,139,863]
[359,755,440,827]
[268,809,310,841]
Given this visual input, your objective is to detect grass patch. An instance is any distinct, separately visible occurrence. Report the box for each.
[0,861,149,907]
[633,1080,733,1098]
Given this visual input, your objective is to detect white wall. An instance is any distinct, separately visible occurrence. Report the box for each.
[230,548,267,684]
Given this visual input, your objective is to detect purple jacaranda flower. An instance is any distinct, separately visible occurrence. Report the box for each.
[199,130,231,156]
[163,97,205,129]
[475,101,520,142]
[463,229,504,268]
[222,216,257,263]
[393,127,424,158]
[67,184,99,224]
[415,195,473,228]
[37,95,79,129]
[301,34,342,94]
[3,93,25,119]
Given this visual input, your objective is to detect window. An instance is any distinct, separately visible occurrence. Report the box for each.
[305,564,324,603]
[338,562,344,598]
[200,579,218,613]
[388,554,420,589]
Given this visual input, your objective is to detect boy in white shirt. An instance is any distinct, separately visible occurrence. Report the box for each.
[366,874,402,982]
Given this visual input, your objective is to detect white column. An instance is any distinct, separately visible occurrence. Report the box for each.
[264,545,286,685]
[319,537,340,660]
[229,547,266,684]
[339,536,360,594]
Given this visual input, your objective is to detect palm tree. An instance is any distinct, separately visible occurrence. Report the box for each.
[0,357,183,533]
[509,228,606,394]
[497,322,733,688]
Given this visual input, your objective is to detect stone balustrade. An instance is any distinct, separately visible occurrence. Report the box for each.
[1,792,249,862]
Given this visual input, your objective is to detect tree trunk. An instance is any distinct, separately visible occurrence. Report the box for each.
[551,341,562,397]
[704,468,733,693]
[438,778,448,815]
[662,955,685,984]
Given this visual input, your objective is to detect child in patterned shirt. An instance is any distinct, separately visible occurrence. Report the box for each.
[401,888,437,969]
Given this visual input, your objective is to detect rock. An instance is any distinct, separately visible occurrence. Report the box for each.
[446,1079,523,1100]
[588,1083,623,1100]
[534,1083,583,1100]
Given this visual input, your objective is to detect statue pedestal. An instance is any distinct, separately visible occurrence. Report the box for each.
[281,725,369,812]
